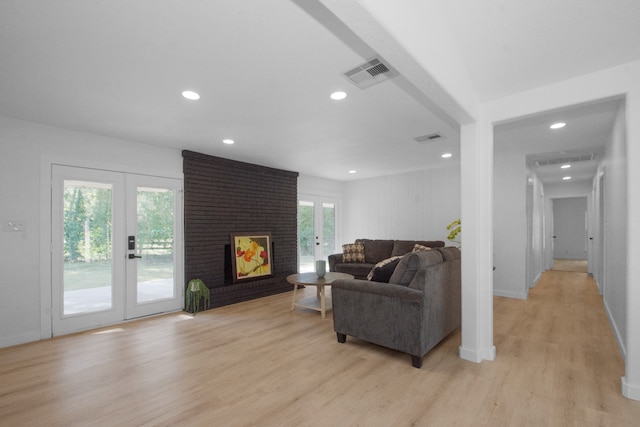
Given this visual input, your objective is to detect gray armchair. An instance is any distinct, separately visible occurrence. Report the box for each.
[331,247,461,368]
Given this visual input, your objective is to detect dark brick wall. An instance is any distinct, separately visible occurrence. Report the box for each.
[182,150,299,308]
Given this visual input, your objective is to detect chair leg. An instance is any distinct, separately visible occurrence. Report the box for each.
[411,355,423,369]
[336,332,346,343]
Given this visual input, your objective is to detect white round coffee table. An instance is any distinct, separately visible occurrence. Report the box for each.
[287,272,354,318]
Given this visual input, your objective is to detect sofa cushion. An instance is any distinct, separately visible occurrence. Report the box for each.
[391,240,445,257]
[389,250,444,286]
[412,243,432,252]
[356,239,394,264]
[367,255,403,282]
[335,263,376,279]
[391,240,418,257]
[342,243,365,263]
[436,246,461,261]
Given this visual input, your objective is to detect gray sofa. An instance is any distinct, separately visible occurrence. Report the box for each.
[328,239,445,280]
[331,247,461,368]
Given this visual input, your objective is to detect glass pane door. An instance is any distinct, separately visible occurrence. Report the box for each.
[52,166,125,335]
[125,175,183,318]
[321,202,336,259]
[63,180,114,314]
[298,196,337,273]
[135,187,175,303]
[298,201,315,272]
[52,166,183,335]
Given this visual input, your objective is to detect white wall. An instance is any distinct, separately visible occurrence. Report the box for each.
[598,102,628,360]
[527,170,546,287]
[0,117,182,347]
[493,152,528,299]
[341,165,460,246]
[298,174,344,199]
[545,180,592,197]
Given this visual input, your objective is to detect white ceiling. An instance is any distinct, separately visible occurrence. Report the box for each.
[495,98,621,185]
[437,0,640,103]
[1,1,639,183]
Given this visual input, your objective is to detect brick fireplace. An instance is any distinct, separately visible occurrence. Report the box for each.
[183,150,299,308]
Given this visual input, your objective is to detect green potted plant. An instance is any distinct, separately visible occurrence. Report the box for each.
[185,278,210,314]
[446,219,461,245]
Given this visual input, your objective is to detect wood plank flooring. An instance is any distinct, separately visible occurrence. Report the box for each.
[1,270,639,426]
[552,258,589,273]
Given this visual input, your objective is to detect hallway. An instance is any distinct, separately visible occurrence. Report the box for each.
[493,267,634,423]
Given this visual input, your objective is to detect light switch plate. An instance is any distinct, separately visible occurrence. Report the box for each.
[2,220,25,232]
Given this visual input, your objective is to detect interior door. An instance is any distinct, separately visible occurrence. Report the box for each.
[298,195,337,272]
[51,165,183,335]
[552,197,588,260]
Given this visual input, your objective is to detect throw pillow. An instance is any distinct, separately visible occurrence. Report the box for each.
[412,243,432,252]
[388,252,420,286]
[367,255,403,281]
[342,243,365,263]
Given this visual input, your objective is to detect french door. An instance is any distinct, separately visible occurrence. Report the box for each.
[51,165,183,335]
[298,195,337,272]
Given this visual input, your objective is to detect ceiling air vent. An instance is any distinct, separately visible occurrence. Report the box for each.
[535,153,596,167]
[344,57,397,89]
[414,133,444,144]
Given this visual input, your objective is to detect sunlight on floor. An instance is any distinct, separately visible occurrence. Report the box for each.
[93,328,125,335]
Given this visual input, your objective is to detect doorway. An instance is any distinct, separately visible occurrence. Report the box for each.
[297,195,337,273]
[551,196,588,272]
[51,165,183,335]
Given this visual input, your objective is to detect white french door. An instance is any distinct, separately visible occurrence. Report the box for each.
[298,195,337,272]
[51,165,183,335]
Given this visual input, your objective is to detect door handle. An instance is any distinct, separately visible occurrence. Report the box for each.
[128,254,142,259]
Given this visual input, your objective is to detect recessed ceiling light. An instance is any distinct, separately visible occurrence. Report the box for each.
[348,170,357,174]
[330,91,347,100]
[182,90,200,100]
[441,153,452,158]
[563,176,572,180]
[561,164,571,169]
[222,139,234,145]
[550,122,566,129]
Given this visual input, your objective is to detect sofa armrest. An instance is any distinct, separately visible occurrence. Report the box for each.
[328,253,343,272]
[332,279,424,356]
[408,260,461,351]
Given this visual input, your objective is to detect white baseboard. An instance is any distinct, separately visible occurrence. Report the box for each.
[603,298,626,360]
[0,331,41,349]
[622,376,640,401]
[493,289,528,300]
[459,345,496,363]
[529,272,542,288]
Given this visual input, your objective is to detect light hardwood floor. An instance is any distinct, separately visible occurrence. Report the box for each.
[552,258,589,273]
[1,271,639,426]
